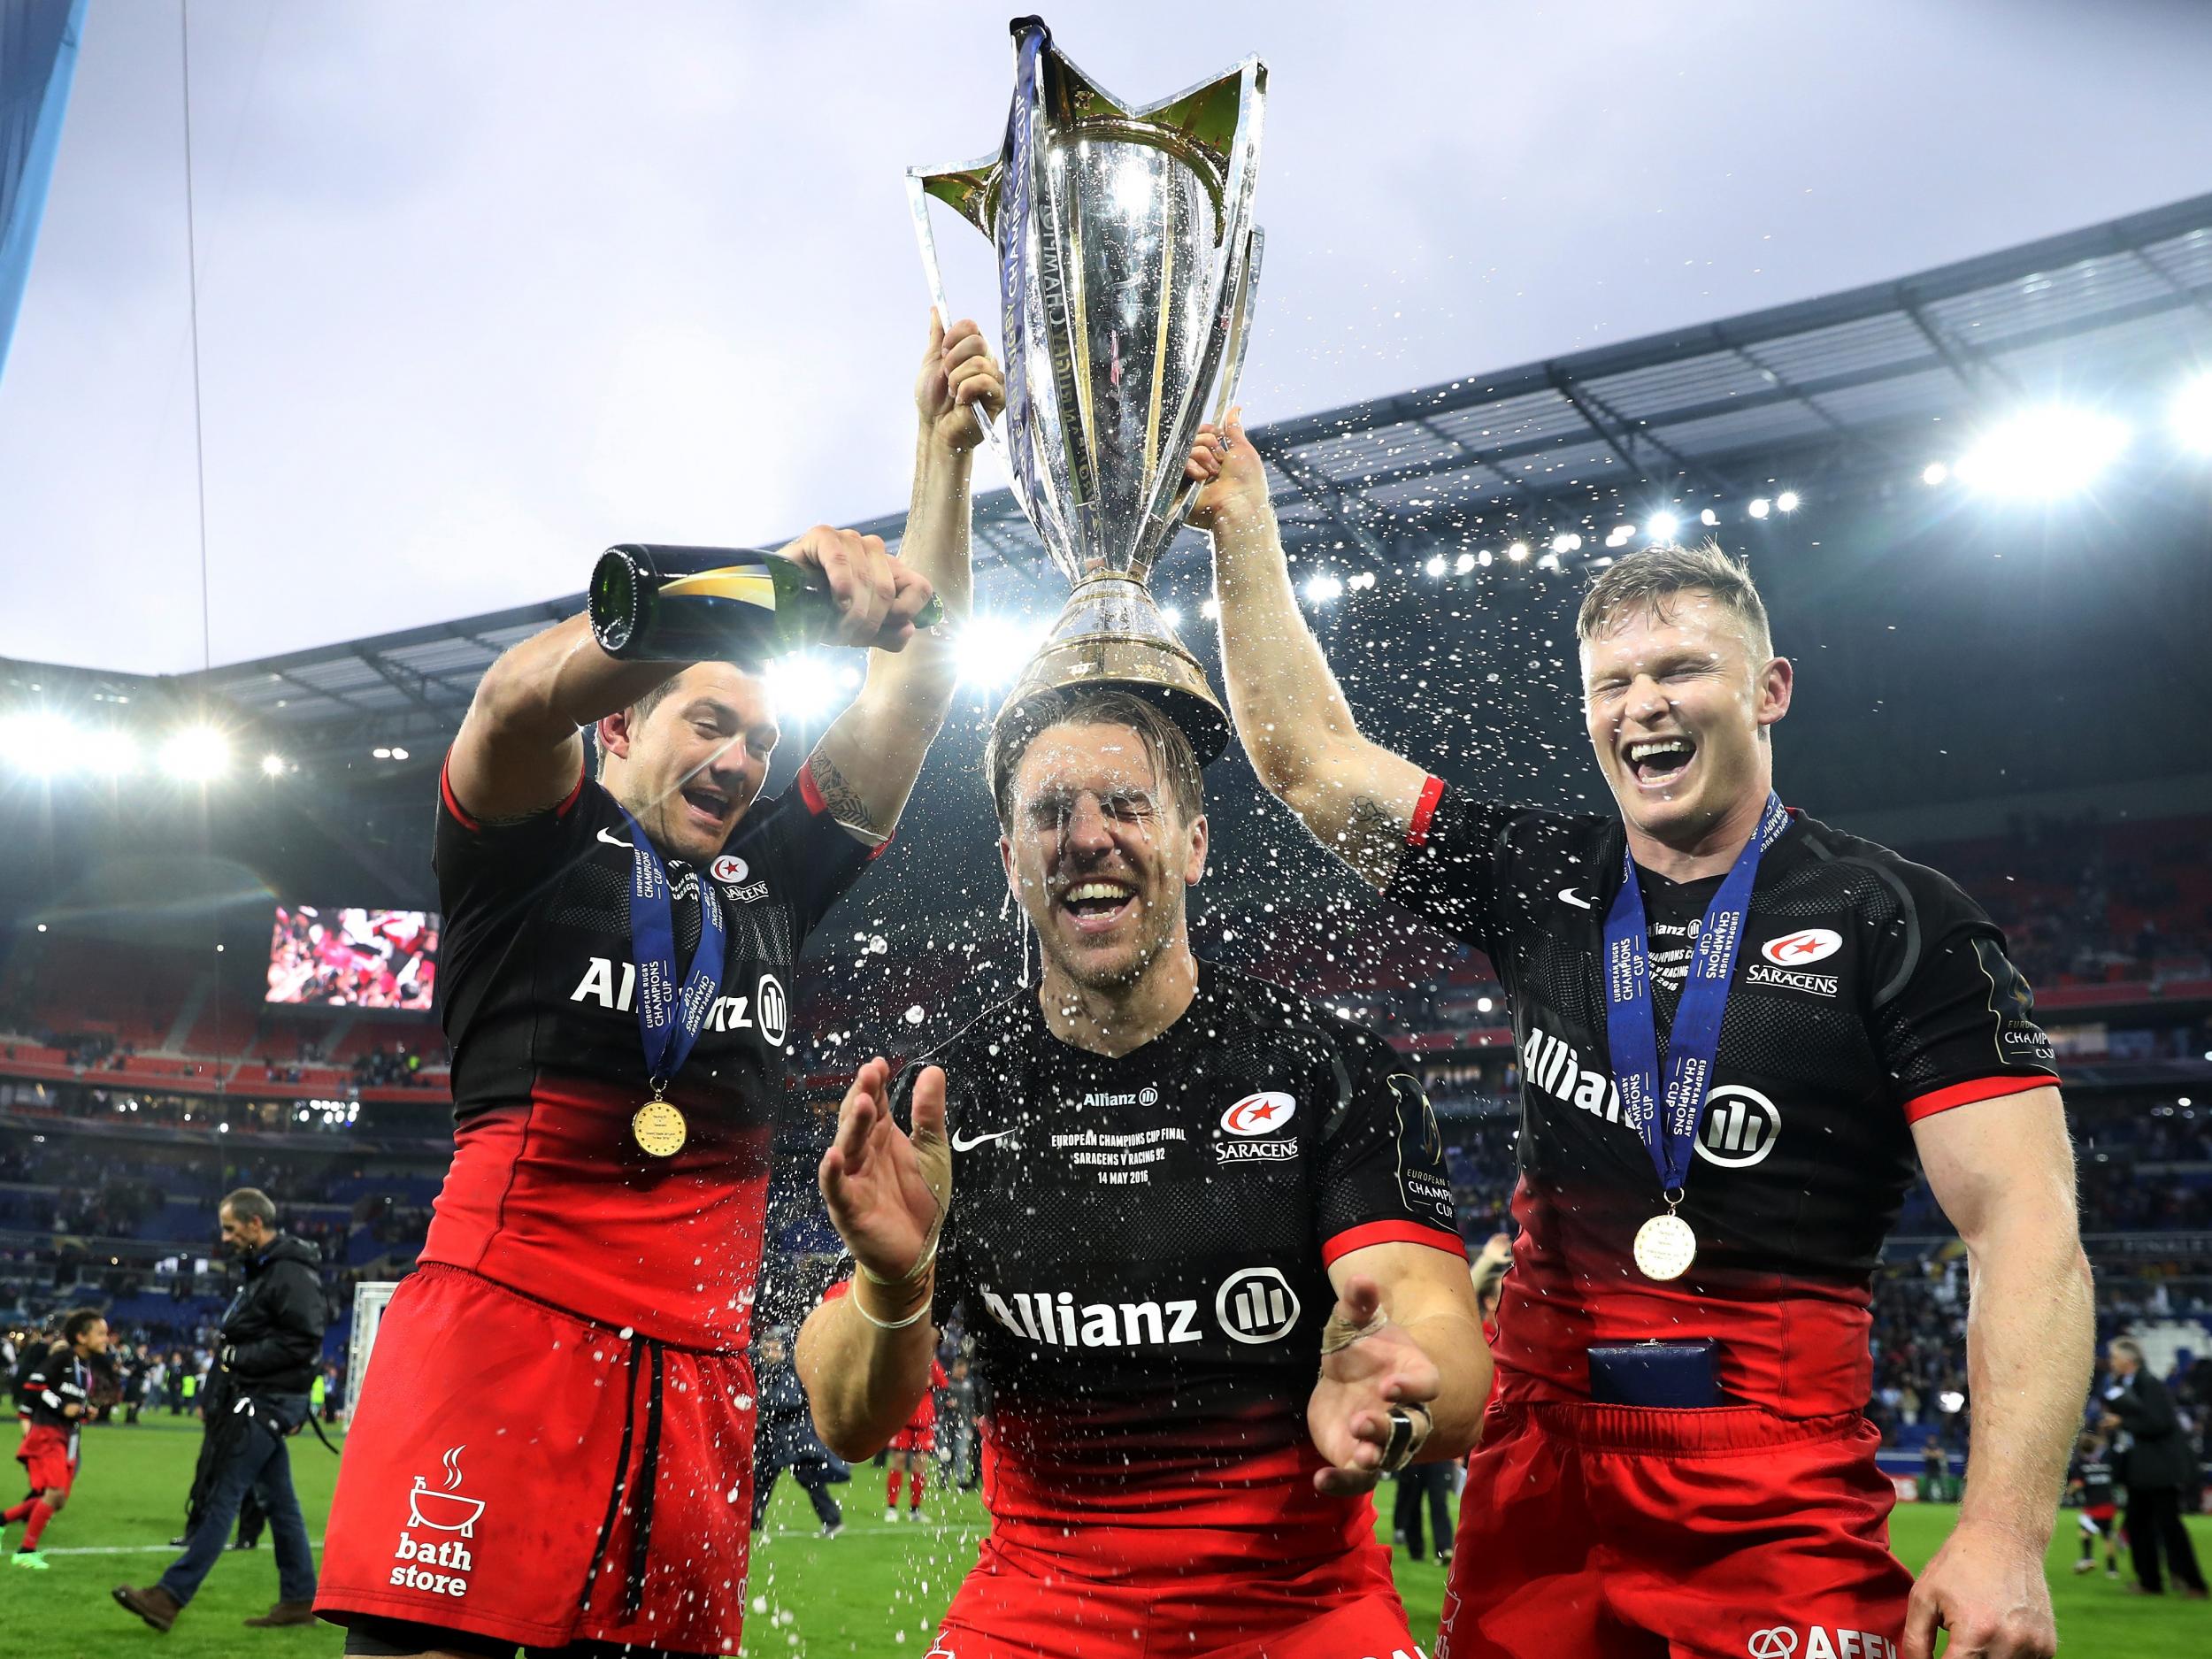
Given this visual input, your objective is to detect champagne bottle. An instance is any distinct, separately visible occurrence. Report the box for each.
[588,544,947,663]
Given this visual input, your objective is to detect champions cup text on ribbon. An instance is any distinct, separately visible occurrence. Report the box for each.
[1602,792,1793,1202]
[612,803,727,1094]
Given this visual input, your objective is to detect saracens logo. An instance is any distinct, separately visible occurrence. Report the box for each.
[1760,927,1842,966]
[1220,1092,1295,1137]
[710,855,749,885]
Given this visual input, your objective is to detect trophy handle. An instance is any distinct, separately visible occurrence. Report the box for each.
[1166,223,1265,524]
[905,172,1010,469]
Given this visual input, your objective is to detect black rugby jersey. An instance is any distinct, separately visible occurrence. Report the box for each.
[434,757,871,1124]
[20,1345,90,1458]
[1387,779,2058,1417]
[2070,1452,2116,1509]
[422,755,875,1348]
[892,964,1465,1532]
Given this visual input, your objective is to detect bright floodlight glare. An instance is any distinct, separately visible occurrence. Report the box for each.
[81,729,139,775]
[259,753,287,778]
[1747,497,1771,519]
[2172,373,2212,452]
[1302,572,1344,604]
[372,746,392,760]
[1606,525,1634,548]
[958,615,1049,687]
[390,747,410,761]
[1958,407,2129,499]
[1921,462,1949,486]
[1424,553,1447,577]
[1776,490,1800,513]
[1549,532,1574,553]
[764,651,843,718]
[1200,596,1220,619]
[159,726,229,782]
[1644,512,1678,541]
[1455,551,1476,574]
[1699,508,1718,526]
[1507,541,1530,562]
[1159,604,1184,627]
[0,710,82,776]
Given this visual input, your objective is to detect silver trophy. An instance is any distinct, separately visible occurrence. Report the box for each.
[907,18,1265,762]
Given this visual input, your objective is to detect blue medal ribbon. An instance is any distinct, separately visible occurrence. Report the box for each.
[1602,793,1792,1200]
[611,803,727,1090]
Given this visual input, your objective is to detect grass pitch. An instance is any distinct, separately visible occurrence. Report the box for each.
[2,1417,2205,1656]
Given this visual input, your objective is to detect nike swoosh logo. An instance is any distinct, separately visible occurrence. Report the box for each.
[949,1127,1016,1153]
[596,827,634,849]
[1558,887,1592,909]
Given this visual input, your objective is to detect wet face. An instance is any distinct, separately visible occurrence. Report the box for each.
[1001,723,1206,992]
[602,664,780,864]
[1581,591,1789,850]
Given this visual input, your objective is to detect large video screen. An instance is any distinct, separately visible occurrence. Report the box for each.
[266,907,441,1010]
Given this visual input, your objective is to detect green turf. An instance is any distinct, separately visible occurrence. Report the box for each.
[4,1419,2207,1656]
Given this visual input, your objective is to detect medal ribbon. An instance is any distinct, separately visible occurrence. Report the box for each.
[611,803,727,1089]
[1601,793,1791,1198]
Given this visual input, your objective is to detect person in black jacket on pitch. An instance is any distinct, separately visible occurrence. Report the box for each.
[114,1188,326,1632]
[2100,1336,2208,1597]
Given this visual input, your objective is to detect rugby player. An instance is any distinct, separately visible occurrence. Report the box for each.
[4,1308,106,1570]
[1190,410,2093,1659]
[796,687,1491,1659]
[316,317,1004,1658]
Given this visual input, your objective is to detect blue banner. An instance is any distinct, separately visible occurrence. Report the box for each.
[0,0,88,383]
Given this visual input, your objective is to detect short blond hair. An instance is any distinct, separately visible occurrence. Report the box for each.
[1577,540,1773,664]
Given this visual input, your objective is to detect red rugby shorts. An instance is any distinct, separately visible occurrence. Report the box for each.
[316,1263,758,1655]
[891,1425,936,1455]
[15,1425,74,1495]
[1439,1401,1913,1659]
[933,1516,1417,1659]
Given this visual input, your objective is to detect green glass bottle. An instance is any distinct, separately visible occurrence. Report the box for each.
[588,544,946,664]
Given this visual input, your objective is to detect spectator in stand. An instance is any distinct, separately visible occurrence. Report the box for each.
[2100,1337,2209,1598]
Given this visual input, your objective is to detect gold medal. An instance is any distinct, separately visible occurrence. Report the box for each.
[632,1098,688,1158]
[1633,1211,1697,1281]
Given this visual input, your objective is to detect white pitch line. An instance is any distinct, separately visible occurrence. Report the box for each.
[39,1540,326,1557]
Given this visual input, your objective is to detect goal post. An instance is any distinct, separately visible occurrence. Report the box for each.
[345,1279,403,1422]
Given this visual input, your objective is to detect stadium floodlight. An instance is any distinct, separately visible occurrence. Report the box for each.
[1302,572,1344,604]
[1606,524,1635,548]
[1747,498,1771,519]
[1644,512,1678,541]
[1921,462,1949,487]
[1506,541,1530,562]
[1776,490,1800,513]
[389,747,410,761]
[1957,407,2129,499]
[1200,596,1220,619]
[159,726,229,782]
[1455,552,1476,574]
[1159,604,1183,626]
[957,614,1050,687]
[372,747,392,760]
[2173,373,2212,453]
[1699,509,1719,526]
[1425,553,1447,577]
[1476,549,1494,568]
[764,651,844,718]
[0,710,81,776]
[1476,995,1494,1013]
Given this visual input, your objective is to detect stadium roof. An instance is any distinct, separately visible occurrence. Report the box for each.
[11,187,2210,764]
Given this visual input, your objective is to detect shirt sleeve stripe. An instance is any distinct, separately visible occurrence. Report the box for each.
[1405,775,1448,849]
[1902,1073,2052,1124]
[1321,1218,1468,1267]
[440,751,587,828]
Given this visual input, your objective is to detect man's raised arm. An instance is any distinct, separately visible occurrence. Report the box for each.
[803,316,1006,842]
[1187,410,1428,888]
[446,524,930,823]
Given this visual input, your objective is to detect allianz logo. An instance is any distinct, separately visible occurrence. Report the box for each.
[1523,1025,1780,1169]
[978,1267,1302,1350]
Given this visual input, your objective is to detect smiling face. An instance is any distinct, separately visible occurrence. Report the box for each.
[1000,721,1207,993]
[599,663,780,863]
[1581,588,1791,858]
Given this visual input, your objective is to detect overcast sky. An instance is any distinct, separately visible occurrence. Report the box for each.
[4,0,2209,675]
